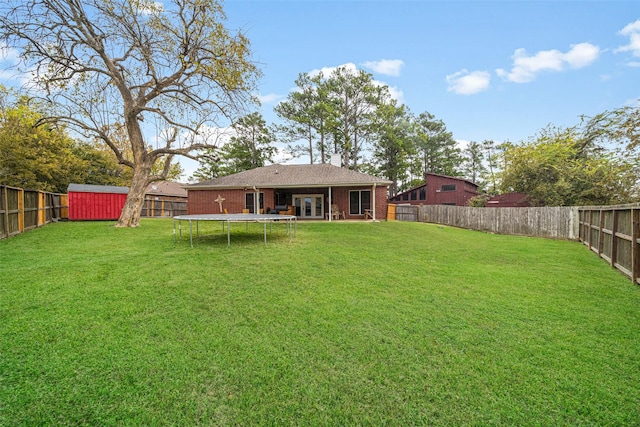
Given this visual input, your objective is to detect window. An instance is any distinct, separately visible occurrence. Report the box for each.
[349,190,371,215]
[245,192,264,213]
[402,193,409,201]
[410,190,418,200]
[441,184,456,192]
[419,187,426,200]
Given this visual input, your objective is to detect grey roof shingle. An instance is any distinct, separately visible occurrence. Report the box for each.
[146,181,187,197]
[185,164,391,189]
[68,181,187,196]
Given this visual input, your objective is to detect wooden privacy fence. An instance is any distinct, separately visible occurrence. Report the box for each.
[579,204,640,285]
[394,204,579,240]
[1,185,68,239]
[141,198,187,218]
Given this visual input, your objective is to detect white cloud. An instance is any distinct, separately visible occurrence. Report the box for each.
[563,43,600,68]
[309,62,358,78]
[496,43,600,83]
[307,63,404,102]
[257,93,283,104]
[445,69,491,95]
[362,59,404,76]
[615,19,640,58]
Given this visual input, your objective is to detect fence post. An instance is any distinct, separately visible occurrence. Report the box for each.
[38,191,45,226]
[17,188,24,233]
[610,210,619,269]
[633,207,639,285]
[1,186,8,239]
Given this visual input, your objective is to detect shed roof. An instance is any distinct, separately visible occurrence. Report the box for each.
[185,164,392,190]
[68,181,187,196]
[67,183,129,194]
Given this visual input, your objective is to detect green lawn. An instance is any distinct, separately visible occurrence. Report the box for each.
[1,219,639,426]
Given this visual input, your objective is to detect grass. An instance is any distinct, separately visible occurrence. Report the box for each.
[1,219,639,426]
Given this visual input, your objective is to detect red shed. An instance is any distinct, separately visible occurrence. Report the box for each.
[67,184,128,220]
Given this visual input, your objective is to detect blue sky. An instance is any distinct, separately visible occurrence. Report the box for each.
[1,1,639,179]
[223,0,639,160]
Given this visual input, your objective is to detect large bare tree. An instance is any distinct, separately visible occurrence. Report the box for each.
[0,0,260,226]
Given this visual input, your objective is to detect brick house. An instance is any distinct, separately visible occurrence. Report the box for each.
[388,172,479,206]
[185,164,392,220]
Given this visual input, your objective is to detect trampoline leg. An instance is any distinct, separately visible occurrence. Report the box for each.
[189,220,193,248]
[227,220,230,247]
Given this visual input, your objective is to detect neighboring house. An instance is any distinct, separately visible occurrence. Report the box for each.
[67,182,187,220]
[185,163,392,220]
[143,181,188,217]
[485,192,530,207]
[388,173,479,206]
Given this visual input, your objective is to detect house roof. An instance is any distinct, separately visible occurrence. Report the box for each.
[146,181,187,197]
[185,164,392,190]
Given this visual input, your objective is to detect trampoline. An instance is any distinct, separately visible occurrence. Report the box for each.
[173,214,297,247]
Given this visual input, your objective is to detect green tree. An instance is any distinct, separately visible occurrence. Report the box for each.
[481,139,503,195]
[324,67,390,170]
[71,142,132,187]
[192,148,224,181]
[461,141,485,187]
[579,103,640,154]
[0,86,138,191]
[274,72,334,164]
[1,0,259,227]
[371,103,415,197]
[501,126,638,206]
[0,87,82,192]
[222,113,276,174]
[413,112,462,177]
[195,113,275,177]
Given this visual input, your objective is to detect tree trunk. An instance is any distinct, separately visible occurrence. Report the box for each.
[116,164,151,228]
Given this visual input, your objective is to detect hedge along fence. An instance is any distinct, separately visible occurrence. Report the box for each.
[395,204,580,240]
[579,204,640,285]
[0,185,68,239]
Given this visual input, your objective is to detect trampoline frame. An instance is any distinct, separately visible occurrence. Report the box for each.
[173,214,297,247]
